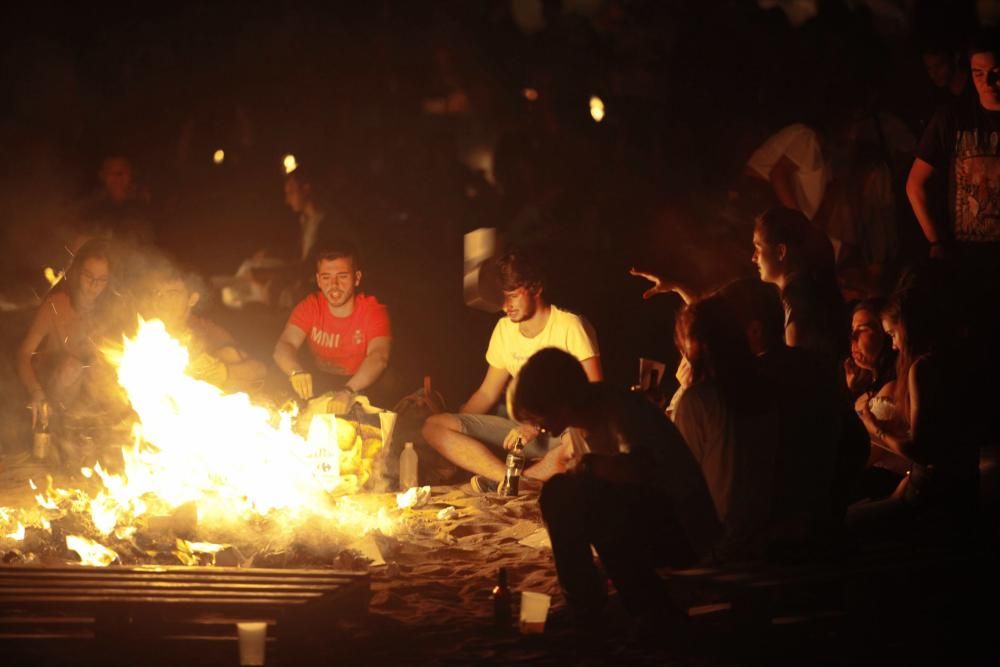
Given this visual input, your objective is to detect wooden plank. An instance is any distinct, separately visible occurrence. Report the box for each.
[0,581,355,595]
[0,585,369,617]
[0,566,364,584]
[0,584,326,597]
[0,562,371,666]
[0,564,362,577]
[0,595,311,607]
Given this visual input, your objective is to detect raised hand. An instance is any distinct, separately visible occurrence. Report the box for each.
[628,267,672,300]
[628,267,695,304]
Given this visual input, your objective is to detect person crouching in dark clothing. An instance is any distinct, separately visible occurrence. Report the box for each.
[508,348,721,633]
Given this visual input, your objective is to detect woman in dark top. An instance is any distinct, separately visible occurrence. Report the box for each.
[752,206,849,377]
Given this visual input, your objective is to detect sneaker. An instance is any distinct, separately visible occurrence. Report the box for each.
[469,475,499,495]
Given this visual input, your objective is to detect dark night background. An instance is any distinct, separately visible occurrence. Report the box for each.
[0,0,983,445]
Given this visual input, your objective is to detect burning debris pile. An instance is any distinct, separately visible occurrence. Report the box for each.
[0,319,406,568]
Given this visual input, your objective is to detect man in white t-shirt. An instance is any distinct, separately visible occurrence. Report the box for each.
[422,250,602,491]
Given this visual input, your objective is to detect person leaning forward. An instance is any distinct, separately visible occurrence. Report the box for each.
[272,240,391,413]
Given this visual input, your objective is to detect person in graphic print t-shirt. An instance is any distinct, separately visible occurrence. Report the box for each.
[909,30,1000,253]
[273,241,390,411]
[907,30,1000,377]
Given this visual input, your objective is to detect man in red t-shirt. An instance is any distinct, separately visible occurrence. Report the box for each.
[273,242,391,410]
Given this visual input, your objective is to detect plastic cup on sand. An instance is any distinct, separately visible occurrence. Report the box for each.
[237,621,267,665]
[519,591,551,634]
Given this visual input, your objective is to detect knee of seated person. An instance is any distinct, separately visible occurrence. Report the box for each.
[539,473,578,516]
[421,413,455,442]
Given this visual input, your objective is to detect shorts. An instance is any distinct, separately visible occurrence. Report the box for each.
[451,413,559,460]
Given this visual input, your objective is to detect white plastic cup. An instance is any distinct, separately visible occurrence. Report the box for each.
[237,621,267,666]
[519,591,551,634]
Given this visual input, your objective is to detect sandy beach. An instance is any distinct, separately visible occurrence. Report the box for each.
[0,448,703,666]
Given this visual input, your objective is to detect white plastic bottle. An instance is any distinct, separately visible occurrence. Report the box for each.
[399,442,418,490]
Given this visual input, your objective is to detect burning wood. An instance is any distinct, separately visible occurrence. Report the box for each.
[1,318,401,568]
[66,535,118,566]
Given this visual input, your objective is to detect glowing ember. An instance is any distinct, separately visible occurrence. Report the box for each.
[66,535,119,567]
[396,486,431,510]
[213,149,225,164]
[175,538,227,566]
[5,522,25,542]
[283,153,298,174]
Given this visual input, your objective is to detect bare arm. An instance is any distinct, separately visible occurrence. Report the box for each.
[523,438,578,482]
[460,365,510,414]
[769,155,801,211]
[273,323,314,398]
[906,158,945,247]
[345,335,391,393]
[858,372,923,462]
[17,306,53,398]
[902,360,930,464]
[272,323,307,376]
[628,268,698,305]
[580,356,603,382]
[17,305,55,426]
[214,345,267,393]
[784,320,800,348]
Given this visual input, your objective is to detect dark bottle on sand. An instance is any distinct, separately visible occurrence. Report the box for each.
[492,567,512,631]
[497,440,525,497]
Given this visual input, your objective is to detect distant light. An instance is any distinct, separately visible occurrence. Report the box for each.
[523,87,539,102]
[283,154,298,174]
[213,149,225,165]
[589,96,605,123]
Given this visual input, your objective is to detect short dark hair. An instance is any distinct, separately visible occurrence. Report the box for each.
[716,278,785,350]
[314,239,360,271]
[755,206,836,276]
[968,29,1000,59]
[510,347,589,424]
[497,248,544,293]
[754,206,810,248]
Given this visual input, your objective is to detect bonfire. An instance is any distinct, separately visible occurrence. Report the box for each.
[0,319,404,567]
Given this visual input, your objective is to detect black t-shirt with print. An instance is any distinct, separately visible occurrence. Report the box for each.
[917,94,1000,242]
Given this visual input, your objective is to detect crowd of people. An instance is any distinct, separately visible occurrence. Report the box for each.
[4,0,1000,646]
